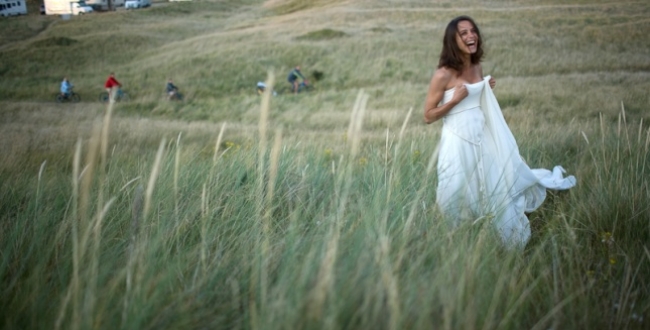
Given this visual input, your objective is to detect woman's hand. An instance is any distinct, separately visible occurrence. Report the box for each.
[451,83,468,103]
[489,77,496,89]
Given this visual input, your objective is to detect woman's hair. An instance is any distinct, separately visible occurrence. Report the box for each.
[438,16,484,72]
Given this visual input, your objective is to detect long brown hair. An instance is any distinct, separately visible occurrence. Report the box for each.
[438,16,484,72]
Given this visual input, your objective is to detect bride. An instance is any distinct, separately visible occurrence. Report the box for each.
[423,16,576,248]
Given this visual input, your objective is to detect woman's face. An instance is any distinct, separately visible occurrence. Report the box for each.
[455,20,479,55]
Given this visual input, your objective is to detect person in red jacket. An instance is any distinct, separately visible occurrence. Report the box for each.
[104,72,122,100]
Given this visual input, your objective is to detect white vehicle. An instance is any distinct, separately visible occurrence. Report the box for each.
[0,0,28,17]
[84,0,124,11]
[125,0,149,9]
[44,0,93,15]
[71,3,92,14]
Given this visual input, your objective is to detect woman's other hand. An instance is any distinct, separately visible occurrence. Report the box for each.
[489,77,496,89]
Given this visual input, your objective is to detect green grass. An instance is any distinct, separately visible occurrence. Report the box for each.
[1,0,649,329]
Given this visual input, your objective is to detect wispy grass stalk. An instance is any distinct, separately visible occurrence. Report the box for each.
[402,140,438,236]
[309,90,368,322]
[377,234,401,330]
[67,120,103,330]
[83,100,115,327]
[79,121,102,249]
[264,129,283,230]
[123,183,144,326]
[143,138,167,220]
[213,122,227,165]
[374,107,414,330]
[620,102,631,152]
[86,197,116,321]
[385,106,413,214]
[200,183,208,275]
[123,138,165,325]
[55,140,82,330]
[35,160,46,219]
[174,132,182,222]
[251,71,274,329]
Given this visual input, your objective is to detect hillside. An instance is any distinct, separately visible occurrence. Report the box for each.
[1,0,649,170]
[1,0,649,122]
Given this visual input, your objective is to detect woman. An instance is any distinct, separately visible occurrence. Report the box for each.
[424,16,575,248]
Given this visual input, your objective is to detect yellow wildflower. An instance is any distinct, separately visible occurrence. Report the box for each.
[358,157,368,166]
[601,232,614,245]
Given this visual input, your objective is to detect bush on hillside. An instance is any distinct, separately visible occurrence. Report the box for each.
[33,37,78,47]
[296,29,347,41]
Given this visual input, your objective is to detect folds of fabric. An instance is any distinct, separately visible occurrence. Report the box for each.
[436,76,577,249]
[478,76,576,248]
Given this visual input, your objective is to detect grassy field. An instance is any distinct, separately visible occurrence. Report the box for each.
[1,0,649,329]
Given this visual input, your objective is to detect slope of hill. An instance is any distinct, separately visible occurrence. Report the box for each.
[1,0,648,124]
[1,2,649,329]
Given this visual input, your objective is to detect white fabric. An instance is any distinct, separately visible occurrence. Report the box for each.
[436,76,576,248]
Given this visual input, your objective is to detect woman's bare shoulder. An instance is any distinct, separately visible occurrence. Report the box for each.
[434,67,455,79]
[431,67,455,85]
[430,67,457,90]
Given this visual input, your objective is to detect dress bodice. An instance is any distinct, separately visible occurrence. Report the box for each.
[441,80,486,144]
[442,80,484,114]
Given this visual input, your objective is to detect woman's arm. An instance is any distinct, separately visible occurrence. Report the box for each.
[423,68,467,124]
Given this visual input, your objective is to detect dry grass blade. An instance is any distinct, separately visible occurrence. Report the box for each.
[174,133,182,222]
[213,123,227,164]
[124,183,144,326]
[143,138,167,220]
[56,139,82,330]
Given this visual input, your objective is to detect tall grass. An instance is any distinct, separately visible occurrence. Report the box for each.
[1,92,649,329]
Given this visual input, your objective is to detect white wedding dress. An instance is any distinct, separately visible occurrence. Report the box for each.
[436,76,576,248]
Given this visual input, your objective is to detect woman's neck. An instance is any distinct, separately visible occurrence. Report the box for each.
[461,54,471,67]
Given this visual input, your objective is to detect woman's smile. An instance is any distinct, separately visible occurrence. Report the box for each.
[457,20,479,54]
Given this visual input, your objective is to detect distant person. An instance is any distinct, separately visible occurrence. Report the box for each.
[104,72,121,100]
[256,81,266,94]
[287,66,307,94]
[166,78,179,100]
[256,81,276,96]
[60,77,73,97]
